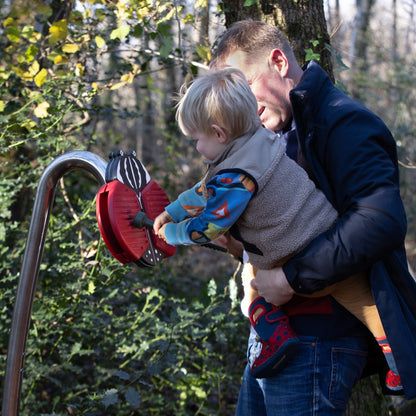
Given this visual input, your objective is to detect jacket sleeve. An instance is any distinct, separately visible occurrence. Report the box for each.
[284,110,408,294]
[163,172,253,246]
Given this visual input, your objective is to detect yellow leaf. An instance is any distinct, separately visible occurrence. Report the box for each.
[120,73,134,83]
[34,102,50,118]
[49,19,68,44]
[21,60,40,80]
[0,100,4,112]
[4,17,15,27]
[95,36,105,48]
[75,64,84,77]
[34,68,47,87]
[62,43,79,53]
[110,82,125,90]
[53,54,69,65]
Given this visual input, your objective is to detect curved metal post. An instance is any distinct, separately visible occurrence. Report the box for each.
[2,151,107,416]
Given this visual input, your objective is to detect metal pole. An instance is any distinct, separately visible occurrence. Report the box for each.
[2,151,107,416]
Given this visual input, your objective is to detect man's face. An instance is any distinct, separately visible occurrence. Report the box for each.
[224,50,292,132]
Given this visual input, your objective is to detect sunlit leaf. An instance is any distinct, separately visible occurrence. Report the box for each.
[244,0,259,5]
[75,64,84,76]
[196,44,211,63]
[95,35,106,48]
[53,54,69,65]
[110,25,130,41]
[6,26,20,42]
[28,60,40,76]
[49,19,68,44]
[22,26,41,43]
[3,17,15,27]
[195,0,208,8]
[120,73,134,83]
[34,102,50,118]
[25,45,38,63]
[62,43,79,53]
[34,68,47,87]
[110,82,125,90]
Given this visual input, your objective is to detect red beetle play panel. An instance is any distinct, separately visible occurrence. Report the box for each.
[96,151,176,266]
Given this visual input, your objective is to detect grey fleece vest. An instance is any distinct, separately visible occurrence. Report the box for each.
[205,127,338,269]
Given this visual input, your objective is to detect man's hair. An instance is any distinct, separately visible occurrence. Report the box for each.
[176,67,261,140]
[210,20,296,68]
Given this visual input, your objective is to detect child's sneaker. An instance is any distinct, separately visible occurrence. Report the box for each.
[385,370,404,394]
[248,296,300,378]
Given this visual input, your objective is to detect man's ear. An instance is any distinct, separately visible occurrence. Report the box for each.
[269,49,289,77]
[212,124,228,143]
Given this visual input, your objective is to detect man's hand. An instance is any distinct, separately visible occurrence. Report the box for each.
[213,231,244,259]
[251,267,295,306]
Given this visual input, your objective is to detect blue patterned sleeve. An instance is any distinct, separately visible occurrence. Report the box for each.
[165,182,207,222]
[163,171,256,246]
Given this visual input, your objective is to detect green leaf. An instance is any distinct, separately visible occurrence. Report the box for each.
[35,4,52,17]
[114,370,130,380]
[244,0,259,6]
[6,26,20,42]
[110,25,130,41]
[304,48,320,62]
[25,45,38,62]
[196,44,211,62]
[103,389,119,408]
[125,387,141,406]
[159,36,173,58]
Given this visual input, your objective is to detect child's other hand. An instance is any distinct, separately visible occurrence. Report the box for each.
[153,210,172,233]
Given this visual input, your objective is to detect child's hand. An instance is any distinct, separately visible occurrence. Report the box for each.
[153,210,172,233]
[157,224,168,243]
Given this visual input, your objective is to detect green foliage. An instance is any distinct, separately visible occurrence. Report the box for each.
[0,1,245,414]
[19,213,245,414]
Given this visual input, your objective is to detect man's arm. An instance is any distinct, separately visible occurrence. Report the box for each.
[284,111,407,294]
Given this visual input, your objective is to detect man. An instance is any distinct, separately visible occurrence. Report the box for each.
[210,20,416,415]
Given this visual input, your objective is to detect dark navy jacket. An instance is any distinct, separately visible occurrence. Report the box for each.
[283,61,416,399]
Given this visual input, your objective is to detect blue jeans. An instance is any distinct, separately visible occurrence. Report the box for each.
[235,333,368,416]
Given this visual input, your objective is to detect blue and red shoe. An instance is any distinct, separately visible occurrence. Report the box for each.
[248,296,300,378]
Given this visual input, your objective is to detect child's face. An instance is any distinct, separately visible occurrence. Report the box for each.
[190,128,227,160]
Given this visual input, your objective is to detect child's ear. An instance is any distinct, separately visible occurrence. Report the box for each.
[212,124,228,143]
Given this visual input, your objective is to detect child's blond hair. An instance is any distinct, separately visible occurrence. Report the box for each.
[176,68,261,140]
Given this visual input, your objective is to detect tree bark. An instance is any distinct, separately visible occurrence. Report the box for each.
[221,0,334,81]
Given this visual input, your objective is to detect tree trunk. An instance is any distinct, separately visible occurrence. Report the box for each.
[223,0,262,28]
[221,0,334,81]
[350,0,375,102]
